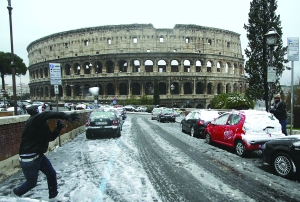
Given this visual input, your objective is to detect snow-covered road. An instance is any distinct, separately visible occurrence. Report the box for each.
[0,114,299,202]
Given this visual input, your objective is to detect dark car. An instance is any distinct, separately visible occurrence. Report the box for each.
[262,135,300,179]
[181,109,220,138]
[85,110,121,139]
[157,108,176,123]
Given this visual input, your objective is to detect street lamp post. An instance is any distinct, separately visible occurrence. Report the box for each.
[170,84,175,109]
[265,27,280,111]
[7,0,18,115]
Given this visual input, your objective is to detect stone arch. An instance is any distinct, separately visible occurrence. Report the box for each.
[83,84,91,96]
[133,60,140,72]
[207,82,213,94]
[172,82,179,94]
[144,60,153,72]
[196,81,204,94]
[107,83,115,95]
[39,68,43,78]
[65,63,71,75]
[159,82,167,94]
[158,60,166,72]
[233,83,238,92]
[119,83,127,95]
[171,60,179,72]
[225,62,230,74]
[184,82,192,94]
[132,82,140,95]
[196,60,202,72]
[118,60,128,73]
[206,61,213,72]
[95,61,103,73]
[216,62,221,73]
[106,60,115,73]
[183,59,191,72]
[195,103,205,109]
[217,83,222,94]
[145,82,153,95]
[74,63,81,75]
[226,83,231,93]
[65,85,71,96]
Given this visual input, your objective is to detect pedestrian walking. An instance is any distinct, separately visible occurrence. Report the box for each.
[49,102,53,111]
[270,93,287,136]
[12,105,80,200]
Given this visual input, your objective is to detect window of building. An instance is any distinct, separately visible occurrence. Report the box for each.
[65,43,68,48]
[227,42,230,48]
[107,38,111,44]
[185,37,190,43]
[50,46,52,51]
[147,49,151,52]
[174,49,177,52]
[133,37,137,43]
[208,39,212,45]
[160,37,164,43]
[84,40,89,46]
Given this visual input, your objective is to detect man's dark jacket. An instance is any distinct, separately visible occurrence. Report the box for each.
[270,100,287,120]
[19,112,68,155]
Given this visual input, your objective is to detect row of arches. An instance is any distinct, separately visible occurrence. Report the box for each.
[30,81,245,98]
[30,57,244,80]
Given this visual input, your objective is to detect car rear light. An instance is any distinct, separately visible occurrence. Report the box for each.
[112,120,118,126]
[86,120,90,126]
[197,120,205,126]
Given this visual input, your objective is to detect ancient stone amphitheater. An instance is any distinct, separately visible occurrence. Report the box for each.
[27,23,246,108]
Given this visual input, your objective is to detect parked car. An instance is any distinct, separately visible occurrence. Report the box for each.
[157,108,176,122]
[151,107,164,120]
[262,135,300,179]
[181,109,220,138]
[64,102,74,109]
[31,101,48,108]
[76,103,87,110]
[204,110,285,157]
[124,105,136,111]
[85,110,121,139]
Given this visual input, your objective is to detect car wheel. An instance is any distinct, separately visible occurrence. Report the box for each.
[181,123,185,133]
[235,140,247,157]
[272,152,295,178]
[205,132,211,144]
[190,127,195,137]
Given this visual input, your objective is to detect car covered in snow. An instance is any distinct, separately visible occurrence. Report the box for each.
[204,110,285,157]
[262,135,300,179]
[181,109,220,138]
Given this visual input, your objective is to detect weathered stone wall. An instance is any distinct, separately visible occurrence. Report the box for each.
[27,24,246,108]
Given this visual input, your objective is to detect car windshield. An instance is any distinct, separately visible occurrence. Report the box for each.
[200,111,220,121]
[91,111,115,119]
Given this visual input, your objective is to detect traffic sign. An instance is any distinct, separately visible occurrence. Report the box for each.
[287,37,299,61]
[49,63,62,85]
[267,66,276,82]
[54,85,59,94]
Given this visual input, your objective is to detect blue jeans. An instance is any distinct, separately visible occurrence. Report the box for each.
[14,154,58,198]
[279,119,287,136]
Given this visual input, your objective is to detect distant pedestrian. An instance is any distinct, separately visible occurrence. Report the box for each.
[12,105,80,200]
[49,103,53,111]
[22,104,26,114]
[270,93,287,136]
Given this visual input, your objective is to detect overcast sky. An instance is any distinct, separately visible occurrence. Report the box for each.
[0,0,299,86]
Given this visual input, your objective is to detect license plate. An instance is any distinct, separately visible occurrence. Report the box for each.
[96,121,107,125]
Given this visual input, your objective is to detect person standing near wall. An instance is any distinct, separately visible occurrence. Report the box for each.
[12,105,80,200]
[270,93,287,136]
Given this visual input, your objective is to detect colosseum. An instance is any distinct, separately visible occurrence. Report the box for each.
[27,23,246,108]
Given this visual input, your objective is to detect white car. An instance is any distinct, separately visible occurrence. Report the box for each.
[7,106,24,115]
